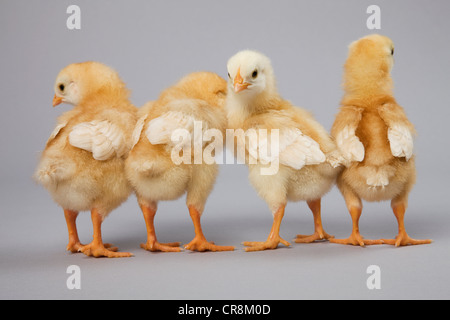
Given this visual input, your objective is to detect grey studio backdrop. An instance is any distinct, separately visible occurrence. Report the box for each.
[0,0,449,300]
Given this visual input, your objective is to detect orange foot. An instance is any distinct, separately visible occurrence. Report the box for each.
[141,241,181,252]
[79,242,133,258]
[329,232,384,247]
[295,231,334,243]
[66,241,84,253]
[382,232,432,247]
[243,237,290,252]
[184,236,234,252]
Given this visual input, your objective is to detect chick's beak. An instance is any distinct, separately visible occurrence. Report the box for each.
[234,68,250,93]
[52,94,63,107]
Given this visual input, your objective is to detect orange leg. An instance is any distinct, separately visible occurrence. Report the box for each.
[139,203,181,252]
[64,209,83,253]
[184,206,234,252]
[382,201,432,246]
[330,205,383,247]
[79,208,133,258]
[243,204,290,252]
[295,199,333,243]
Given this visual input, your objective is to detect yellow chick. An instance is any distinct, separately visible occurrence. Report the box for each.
[125,72,234,252]
[226,50,342,251]
[330,34,432,246]
[34,61,138,257]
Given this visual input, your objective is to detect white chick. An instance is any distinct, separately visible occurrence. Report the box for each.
[226,50,342,251]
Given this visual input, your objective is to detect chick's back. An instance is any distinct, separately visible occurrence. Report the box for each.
[126,72,227,203]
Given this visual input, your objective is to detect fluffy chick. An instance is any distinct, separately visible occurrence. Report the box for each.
[330,34,432,246]
[34,61,137,257]
[226,50,342,251]
[126,72,234,252]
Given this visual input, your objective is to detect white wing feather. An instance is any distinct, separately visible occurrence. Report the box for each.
[69,120,126,161]
[335,125,365,162]
[279,129,326,169]
[388,125,413,160]
[131,114,148,149]
[146,111,207,147]
[248,128,326,170]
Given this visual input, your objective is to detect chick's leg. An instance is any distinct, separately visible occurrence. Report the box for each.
[139,203,181,252]
[382,198,432,246]
[243,204,290,252]
[330,189,383,247]
[79,208,133,258]
[64,209,83,253]
[184,206,235,252]
[295,199,333,243]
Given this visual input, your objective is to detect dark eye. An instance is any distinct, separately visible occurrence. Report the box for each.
[391,48,394,55]
[252,70,258,78]
[228,72,230,79]
[59,84,65,92]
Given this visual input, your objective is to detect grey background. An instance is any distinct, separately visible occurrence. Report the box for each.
[1,0,449,300]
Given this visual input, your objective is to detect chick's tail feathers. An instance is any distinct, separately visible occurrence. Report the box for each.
[34,158,77,188]
[359,165,396,189]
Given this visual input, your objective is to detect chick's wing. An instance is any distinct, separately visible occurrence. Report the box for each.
[378,103,415,161]
[145,99,214,148]
[246,127,326,170]
[335,125,365,163]
[387,125,413,160]
[69,120,127,160]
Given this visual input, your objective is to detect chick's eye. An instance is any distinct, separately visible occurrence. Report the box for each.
[228,72,231,79]
[391,48,394,55]
[252,70,258,78]
[59,84,65,92]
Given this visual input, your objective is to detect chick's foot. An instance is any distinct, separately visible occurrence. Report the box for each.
[66,241,84,253]
[383,202,432,247]
[243,237,290,252]
[329,232,383,247]
[382,232,432,247]
[297,199,334,243]
[184,235,234,252]
[295,231,334,243]
[141,241,181,252]
[185,206,234,252]
[79,242,133,258]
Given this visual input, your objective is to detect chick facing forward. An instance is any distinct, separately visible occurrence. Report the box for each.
[126,72,234,252]
[226,50,342,251]
[330,34,432,247]
[34,62,138,257]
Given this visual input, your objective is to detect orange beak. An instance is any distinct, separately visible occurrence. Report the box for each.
[233,67,250,93]
[52,94,63,107]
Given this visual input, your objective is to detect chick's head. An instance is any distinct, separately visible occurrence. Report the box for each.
[52,61,129,107]
[175,71,227,109]
[227,50,277,100]
[344,34,395,93]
